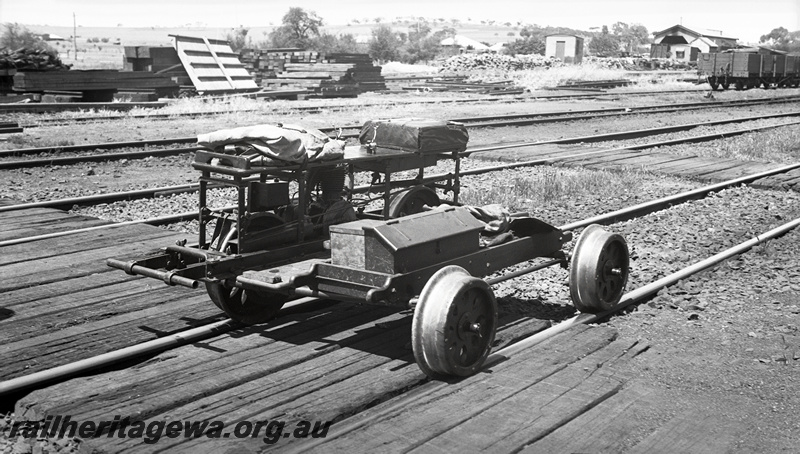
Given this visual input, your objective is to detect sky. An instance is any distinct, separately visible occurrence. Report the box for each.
[1,0,799,43]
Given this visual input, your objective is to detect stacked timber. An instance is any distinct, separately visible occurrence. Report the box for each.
[401,77,525,95]
[239,48,310,82]
[12,70,179,101]
[324,53,386,92]
[1,48,72,97]
[122,46,191,85]
[242,49,385,98]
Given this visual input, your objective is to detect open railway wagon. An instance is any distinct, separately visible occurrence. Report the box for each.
[698,51,800,90]
[108,118,631,379]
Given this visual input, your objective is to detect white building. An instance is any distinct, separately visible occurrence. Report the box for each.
[545,35,584,64]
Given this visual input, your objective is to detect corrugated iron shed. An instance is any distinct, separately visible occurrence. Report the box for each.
[170,34,258,94]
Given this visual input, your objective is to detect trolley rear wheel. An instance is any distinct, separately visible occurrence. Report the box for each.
[569,224,630,313]
[205,216,287,324]
[388,186,440,218]
[412,265,498,379]
[206,282,287,325]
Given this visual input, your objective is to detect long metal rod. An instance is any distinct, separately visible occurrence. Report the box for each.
[486,216,800,365]
[484,259,563,285]
[557,160,800,232]
[0,183,204,212]
[0,297,319,397]
[281,217,800,454]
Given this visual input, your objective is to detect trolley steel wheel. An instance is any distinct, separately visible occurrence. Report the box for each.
[388,186,440,218]
[412,265,498,378]
[206,282,287,325]
[205,216,287,324]
[569,224,630,313]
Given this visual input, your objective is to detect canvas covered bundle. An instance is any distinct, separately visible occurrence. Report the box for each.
[359,118,469,153]
[197,124,345,165]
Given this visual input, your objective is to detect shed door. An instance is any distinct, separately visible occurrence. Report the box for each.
[556,41,566,59]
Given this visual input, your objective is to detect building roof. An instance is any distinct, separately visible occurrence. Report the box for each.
[689,36,719,48]
[440,35,489,50]
[660,35,689,44]
[41,33,66,41]
[652,24,737,41]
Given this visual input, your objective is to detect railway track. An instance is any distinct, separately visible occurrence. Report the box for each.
[1,112,798,214]
[1,93,798,452]
[3,104,800,174]
[2,143,799,384]
[0,168,797,452]
[0,86,711,122]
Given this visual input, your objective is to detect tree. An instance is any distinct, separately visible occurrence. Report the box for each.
[226,26,251,52]
[588,25,621,57]
[505,25,546,55]
[268,7,323,48]
[312,33,361,54]
[1,22,55,53]
[760,27,789,45]
[611,22,649,55]
[368,24,400,62]
[759,26,800,52]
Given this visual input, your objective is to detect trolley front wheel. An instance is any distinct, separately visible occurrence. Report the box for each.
[412,265,498,379]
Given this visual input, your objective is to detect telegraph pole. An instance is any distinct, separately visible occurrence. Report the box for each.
[73,13,77,59]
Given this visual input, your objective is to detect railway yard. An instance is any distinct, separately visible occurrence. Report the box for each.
[1,85,800,453]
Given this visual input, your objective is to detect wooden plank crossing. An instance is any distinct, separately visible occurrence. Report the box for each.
[498,145,795,190]
[478,144,794,192]
[1,199,750,453]
[0,205,221,383]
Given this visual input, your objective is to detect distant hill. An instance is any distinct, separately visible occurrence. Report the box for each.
[19,21,563,48]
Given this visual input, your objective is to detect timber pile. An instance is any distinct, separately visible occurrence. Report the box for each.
[123,46,191,85]
[241,49,386,98]
[552,79,633,90]
[12,70,180,101]
[402,77,526,95]
[0,48,71,74]
[1,48,71,97]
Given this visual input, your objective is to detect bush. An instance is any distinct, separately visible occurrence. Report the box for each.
[1,22,56,54]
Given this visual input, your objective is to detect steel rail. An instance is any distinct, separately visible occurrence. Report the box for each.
[488,216,800,361]
[2,117,798,214]
[0,183,206,213]
[4,109,800,170]
[286,215,800,452]
[5,93,527,122]
[0,206,233,247]
[1,170,797,399]
[4,93,799,159]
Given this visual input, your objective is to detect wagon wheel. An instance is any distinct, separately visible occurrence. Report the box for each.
[205,216,288,324]
[569,224,630,313]
[721,79,730,90]
[412,265,498,379]
[735,80,745,91]
[388,186,440,218]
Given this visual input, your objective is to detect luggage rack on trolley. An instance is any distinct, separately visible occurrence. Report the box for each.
[108,118,631,379]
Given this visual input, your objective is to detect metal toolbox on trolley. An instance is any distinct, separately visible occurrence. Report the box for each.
[329,207,484,273]
[359,118,469,153]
